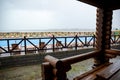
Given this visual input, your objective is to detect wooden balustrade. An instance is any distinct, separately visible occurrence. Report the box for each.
[41,49,120,80]
[42,51,100,80]
[61,51,99,64]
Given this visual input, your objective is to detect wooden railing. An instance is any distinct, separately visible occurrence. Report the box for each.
[41,49,120,80]
[0,35,119,55]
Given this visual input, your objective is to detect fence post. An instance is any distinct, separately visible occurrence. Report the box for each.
[85,36,88,47]
[65,37,67,48]
[39,38,41,52]
[43,55,71,80]
[53,35,55,52]
[7,39,10,54]
[24,36,27,54]
[39,38,41,47]
[75,35,78,50]
[41,63,54,80]
[93,35,96,47]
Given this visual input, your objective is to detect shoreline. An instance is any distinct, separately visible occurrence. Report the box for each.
[0,32,95,39]
[0,30,119,39]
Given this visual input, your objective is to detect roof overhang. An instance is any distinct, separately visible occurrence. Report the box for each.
[77,0,120,10]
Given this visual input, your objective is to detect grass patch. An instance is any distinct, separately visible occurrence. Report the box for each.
[0,59,94,80]
[0,64,42,80]
[67,58,94,79]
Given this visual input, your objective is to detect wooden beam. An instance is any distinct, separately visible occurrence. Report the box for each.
[44,55,61,68]
[77,0,103,8]
[77,0,120,10]
[61,51,100,64]
[105,49,120,55]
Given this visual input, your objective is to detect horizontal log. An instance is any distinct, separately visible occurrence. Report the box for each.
[105,49,120,55]
[44,55,63,69]
[44,55,59,67]
[105,54,116,58]
[61,51,100,65]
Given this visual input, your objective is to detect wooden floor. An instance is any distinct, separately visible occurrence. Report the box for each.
[109,70,120,80]
[74,59,120,80]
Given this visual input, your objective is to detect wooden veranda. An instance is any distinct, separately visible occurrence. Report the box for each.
[41,0,120,80]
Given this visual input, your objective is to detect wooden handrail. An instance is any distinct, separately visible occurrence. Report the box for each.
[44,51,100,69]
[61,51,100,65]
[105,49,120,55]
[42,51,100,80]
[42,49,120,80]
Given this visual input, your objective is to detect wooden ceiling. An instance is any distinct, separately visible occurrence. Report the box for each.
[77,0,120,10]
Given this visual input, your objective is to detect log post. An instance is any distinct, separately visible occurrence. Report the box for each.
[94,8,113,67]
[42,55,71,80]
[41,62,54,80]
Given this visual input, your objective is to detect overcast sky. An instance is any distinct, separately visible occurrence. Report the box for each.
[0,0,120,32]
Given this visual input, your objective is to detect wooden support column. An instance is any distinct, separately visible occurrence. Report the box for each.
[42,55,70,80]
[94,8,113,67]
